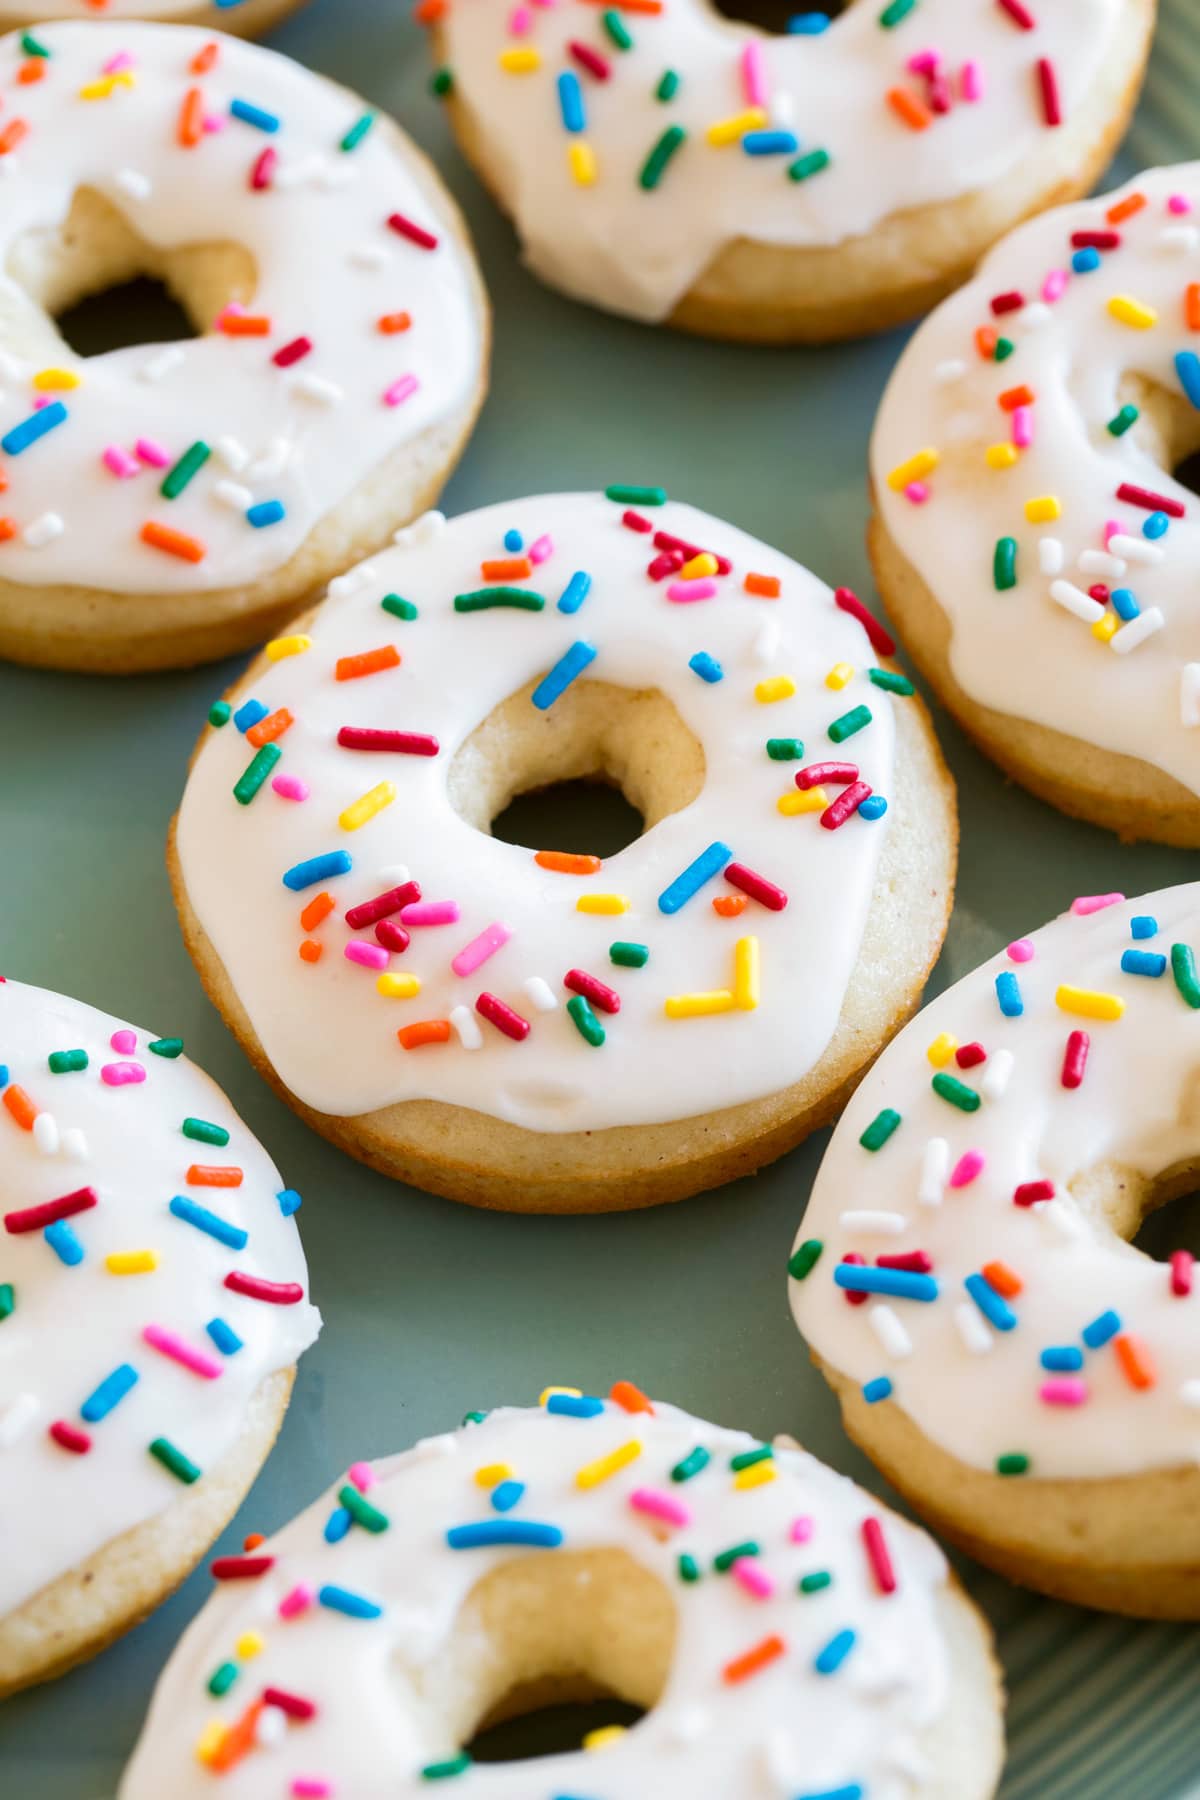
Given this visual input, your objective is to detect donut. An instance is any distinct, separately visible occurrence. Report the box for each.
[429,0,1155,344]
[0,976,321,1696]
[870,162,1200,846]
[168,490,957,1213]
[0,22,488,673]
[119,1386,1004,1797]
[0,2,308,38]
[789,883,1200,1618]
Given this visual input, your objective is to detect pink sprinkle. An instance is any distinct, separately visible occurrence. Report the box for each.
[907,48,940,74]
[143,1324,223,1380]
[949,1150,986,1189]
[861,1516,897,1595]
[732,1557,775,1600]
[345,940,389,970]
[203,113,224,134]
[1041,269,1069,304]
[961,58,984,102]
[629,1487,690,1528]
[290,1781,332,1798]
[110,1029,137,1054]
[1012,405,1034,448]
[451,921,513,979]
[1168,193,1192,215]
[666,578,718,603]
[529,533,554,564]
[1104,518,1124,546]
[101,1061,145,1087]
[271,773,309,801]
[790,1515,814,1544]
[1007,938,1035,963]
[251,147,277,190]
[103,445,139,479]
[1040,1378,1089,1407]
[279,1584,315,1619]
[348,1461,375,1492]
[1170,1250,1194,1296]
[31,395,52,411]
[401,900,460,927]
[741,41,768,108]
[384,374,420,408]
[136,437,171,468]
[904,480,930,505]
[103,51,136,73]
[1071,892,1124,916]
[509,3,534,31]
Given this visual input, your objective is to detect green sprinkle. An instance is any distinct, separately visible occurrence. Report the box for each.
[729,1445,772,1473]
[1107,403,1139,437]
[996,1452,1030,1477]
[48,1049,88,1075]
[339,1484,391,1533]
[788,1239,823,1281]
[995,336,1015,362]
[610,941,649,968]
[183,1117,230,1147]
[161,439,211,501]
[0,1284,14,1322]
[714,1540,759,1573]
[340,112,375,152]
[602,7,633,48]
[382,593,419,621]
[208,701,232,728]
[567,993,606,1047]
[605,483,668,507]
[931,1072,981,1113]
[462,1409,487,1426]
[767,737,805,760]
[671,1445,710,1483]
[678,1552,701,1583]
[879,0,917,23]
[868,669,913,696]
[787,148,832,182]
[656,68,680,101]
[422,1752,472,1780]
[207,1661,239,1697]
[149,1037,184,1059]
[860,1107,901,1151]
[233,743,281,806]
[21,31,50,56]
[638,124,686,192]
[149,1437,201,1484]
[828,704,872,744]
[1171,943,1200,1009]
[431,67,454,98]
[993,536,1018,591]
[799,1569,833,1594]
[454,588,545,612]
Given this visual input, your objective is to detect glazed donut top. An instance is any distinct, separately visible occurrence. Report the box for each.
[790,884,1200,1483]
[120,1390,956,1798]
[435,0,1128,324]
[0,22,481,592]
[873,163,1200,807]
[175,490,908,1134]
[0,978,320,1617]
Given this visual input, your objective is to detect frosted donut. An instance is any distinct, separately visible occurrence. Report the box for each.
[169,489,957,1213]
[790,883,1200,1618]
[430,0,1155,344]
[119,1386,1003,1797]
[0,22,488,673]
[870,163,1200,846]
[0,3,309,38]
[0,977,320,1695]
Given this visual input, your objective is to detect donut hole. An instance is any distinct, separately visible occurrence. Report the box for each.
[408,1549,676,1765]
[4,185,257,363]
[707,0,854,33]
[447,678,706,849]
[1113,371,1200,502]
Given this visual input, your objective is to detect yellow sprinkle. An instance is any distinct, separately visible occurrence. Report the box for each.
[195,1722,225,1767]
[569,140,597,186]
[664,989,737,1019]
[79,71,135,99]
[539,1386,581,1405]
[575,1439,642,1490]
[1092,609,1119,643]
[986,443,1019,470]
[706,106,767,147]
[474,1462,513,1489]
[1024,495,1061,524]
[576,894,629,914]
[778,787,827,815]
[925,1032,957,1068]
[825,662,854,690]
[235,1632,264,1661]
[499,45,540,71]
[1055,985,1126,1021]
[105,1249,159,1275]
[339,780,395,832]
[733,935,759,1011]
[755,676,796,704]
[33,368,80,391]
[583,1726,627,1752]
[265,633,312,661]
[680,551,718,579]
[886,448,939,492]
[377,972,421,999]
[1107,293,1157,330]
[734,1460,778,1491]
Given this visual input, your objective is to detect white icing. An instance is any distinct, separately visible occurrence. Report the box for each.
[872,163,1200,801]
[119,1396,955,1797]
[0,978,320,1617]
[0,22,481,592]
[175,492,901,1133]
[791,884,1200,1481]
[438,0,1126,323]
[6,3,271,16]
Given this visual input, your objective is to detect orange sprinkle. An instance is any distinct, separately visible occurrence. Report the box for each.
[610,1379,654,1415]
[18,60,46,84]
[378,312,412,335]
[0,519,17,544]
[299,939,323,964]
[335,644,401,681]
[1106,191,1146,225]
[1114,1332,1157,1391]
[481,557,534,581]
[300,891,336,932]
[398,1019,452,1050]
[579,0,663,12]
[243,1533,265,1551]
[744,572,780,598]
[178,87,205,148]
[0,471,8,493]
[413,0,447,21]
[0,119,30,156]
[191,41,220,74]
[975,325,999,360]
[887,86,931,131]
[722,1633,785,1686]
[141,520,205,563]
[219,314,272,337]
[981,1260,1023,1298]
[208,1701,264,1774]
[3,1085,38,1131]
[1187,283,1200,332]
[246,707,294,748]
[535,850,602,875]
[187,1164,244,1188]
[998,384,1035,412]
[713,894,749,918]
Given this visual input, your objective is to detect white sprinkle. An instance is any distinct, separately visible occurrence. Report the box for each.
[523,976,558,1013]
[1161,225,1199,252]
[869,1303,913,1360]
[918,1136,948,1206]
[954,1302,993,1355]
[23,511,64,549]
[317,160,358,190]
[840,1209,907,1235]
[1107,533,1165,566]
[980,1047,1014,1101]
[413,1432,458,1459]
[139,345,184,383]
[1181,665,1200,728]
[214,480,253,512]
[248,437,292,481]
[414,509,447,543]
[1111,607,1164,654]
[255,1706,288,1748]
[1078,549,1126,579]
[33,1112,60,1155]
[377,864,411,887]
[1016,302,1051,331]
[214,435,250,474]
[0,1393,38,1449]
[449,1005,483,1051]
[665,1705,709,1746]
[0,351,28,384]
[114,167,152,201]
[327,562,378,598]
[62,1127,89,1160]
[1038,537,1064,576]
[291,373,344,406]
[752,619,781,663]
[350,244,390,270]
[1049,578,1105,623]
[274,154,325,189]
[1180,1379,1200,1409]
[934,358,967,384]
[1039,1195,1085,1240]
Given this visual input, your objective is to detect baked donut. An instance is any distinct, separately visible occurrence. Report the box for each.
[0,977,320,1695]
[0,2,308,38]
[429,0,1155,344]
[790,882,1200,1618]
[119,1386,1004,1797]
[0,21,488,673]
[871,163,1200,846]
[170,490,957,1213]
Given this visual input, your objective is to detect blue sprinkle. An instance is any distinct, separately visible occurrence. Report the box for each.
[318,1583,383,1618]
[1144,512,1170,540]
[230,97,281,133]
[45,1220,84,1266]
[1041,1346,1084,1372]
[0,1066,8,1089]
[490,1479,525,1513]
[1175,349,1200,410]
[688,651,724,684]
[547,1393,604,1418]
[658,841,732,914]
[325,1506,352,1543]
[1071,247,1101,273]
[1130,914,1158,939]
[1,401,68,457]
[81,1363,139,1424]
[503,528,523,553]
[282,850,353,891]
[246,499,286,529]
[557,570,592,615]
[834,1265,938,1302]
[965,1272,1017,1332]
[995,970,1024,1017]
[788,11,831,29]
[1121,948,1166,978]
[277,1188,303,1217]
[797,1789,863,1800]
[1082,1308,1121,1350]
[170,1194,248,1251]
[206,1317,243,1356]
[531,640,598,711]
[233,697,269,734]
[742,130,800,156]
[446,1520,564,1550]
[862,1376,892,1404]
[814,1628,857,1675]
[857,794,888,821]
[557,69,585,134]
[1110,586,1140,621]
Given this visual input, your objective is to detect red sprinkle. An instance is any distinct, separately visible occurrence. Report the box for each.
[861,1517,897,1595]
[841,1252,868,1306]
[337,727,439,757]
[5,1186,98,1235]
[49,1420,91,1454]
[564,969,621,1014]
[1170,1250,1194,1296]
[796,761,858,791]
[990,290,1025,316]
[387,211,439,250]
[263,1687,318,1721]
[955,1042,987,1069]
[1071,230,1120,250]
[224,1272,305,1306]
[1116,482,1186,519]
[820,782,872,830]
[623,509,653,534]
[877,1250,934,1273]
[1061,1030,1089,1090]
[476,993,531,1041]
[834,587,896,657]
[647,550,684,580]
[250,147,277,190]
[653,530,733,576]
[376,920,412,954]
[346,881,421,930]
[568,39,611,79]
[1013,1179,1055,1206]
[1037,57,1062,128]
[272,336,313,369]
[211,1556,275,1580]
[723,861,788,912]
[996,0,1036,26]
